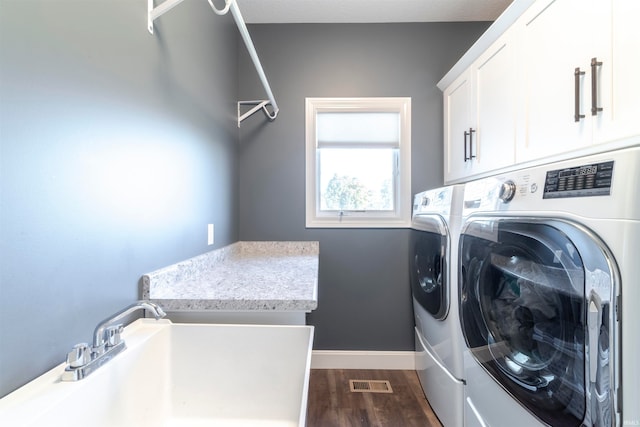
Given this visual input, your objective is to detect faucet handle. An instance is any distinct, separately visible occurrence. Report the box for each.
[104,324,124,348]
[66,343,90,368]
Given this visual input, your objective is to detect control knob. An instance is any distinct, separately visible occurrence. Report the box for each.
[498,180,516,203]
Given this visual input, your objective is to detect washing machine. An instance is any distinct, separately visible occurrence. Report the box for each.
[411,185,466,427]
[458,146,639,426]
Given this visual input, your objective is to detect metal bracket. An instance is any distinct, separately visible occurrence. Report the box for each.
[237,100,278,127]
[148,0,187,35]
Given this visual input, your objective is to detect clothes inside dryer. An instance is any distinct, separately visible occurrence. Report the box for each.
[460,219,614,427]
[410,225,447,319]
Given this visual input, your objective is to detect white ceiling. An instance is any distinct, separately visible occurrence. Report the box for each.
[235,0,514,24]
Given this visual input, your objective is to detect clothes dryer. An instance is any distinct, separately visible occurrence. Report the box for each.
[458,146,639,427]
[411,185,465,427]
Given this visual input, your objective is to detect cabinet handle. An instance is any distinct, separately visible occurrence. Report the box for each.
[591,57,603,116]
[463,130,469,162]
[574,67,586,122]
[469,128,476,160]
[464,128,476,161]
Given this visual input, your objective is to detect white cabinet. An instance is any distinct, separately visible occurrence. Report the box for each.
[518,0,640,163]
[516,0,599,162]
[594,0,640,145]
[443,69,473,182]
[444,32,517,183]
[474,32,517,174]
[442,0,640,183]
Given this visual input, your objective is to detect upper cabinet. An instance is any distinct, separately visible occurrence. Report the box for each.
[443,69,474,182]
[440,0,640,184]
[516,0,598,161]
[596,0,640,145]
[444,31,517,182]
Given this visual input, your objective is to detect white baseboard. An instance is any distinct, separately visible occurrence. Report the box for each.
[311,350,416,370]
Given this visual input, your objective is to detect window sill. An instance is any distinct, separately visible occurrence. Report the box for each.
[306,217,411,229]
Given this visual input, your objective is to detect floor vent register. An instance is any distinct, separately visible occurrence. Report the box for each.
[349,380,393,393]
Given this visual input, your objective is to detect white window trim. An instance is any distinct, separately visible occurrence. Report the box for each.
[305,97,412,228]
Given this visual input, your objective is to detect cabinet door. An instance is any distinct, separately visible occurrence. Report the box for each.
[443,70,473,183]
[593,0,640,145]
[517,0,596,162]
[472,32,516,174]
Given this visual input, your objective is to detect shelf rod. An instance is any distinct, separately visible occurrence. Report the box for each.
[229,0,279,126]
[147,0,279,127]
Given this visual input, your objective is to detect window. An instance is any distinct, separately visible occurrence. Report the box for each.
[305,97,411,228]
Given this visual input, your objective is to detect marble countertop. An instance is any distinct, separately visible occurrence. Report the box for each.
[141,241,318,311]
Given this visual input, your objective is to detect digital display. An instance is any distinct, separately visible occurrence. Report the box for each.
[543,160,613,199]
[559,165,598,178]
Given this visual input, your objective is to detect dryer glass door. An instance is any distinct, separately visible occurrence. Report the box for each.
[459,218,616,427]
[410,215,449,320]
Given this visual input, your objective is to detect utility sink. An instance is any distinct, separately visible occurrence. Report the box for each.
[0,319,314,426]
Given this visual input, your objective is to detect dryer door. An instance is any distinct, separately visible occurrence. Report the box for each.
[410,215,449,320]
[459,218,618,427]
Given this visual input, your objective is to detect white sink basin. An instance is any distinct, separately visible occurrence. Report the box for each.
[0,319,314,426]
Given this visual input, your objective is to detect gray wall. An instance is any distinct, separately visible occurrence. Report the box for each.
[0,0,239,397]
[237,23,490,351]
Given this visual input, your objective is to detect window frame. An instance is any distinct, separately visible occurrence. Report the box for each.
[305,97,412,228]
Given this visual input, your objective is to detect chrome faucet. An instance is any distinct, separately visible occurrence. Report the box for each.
[92,301,166,352]
[62,301,166,381]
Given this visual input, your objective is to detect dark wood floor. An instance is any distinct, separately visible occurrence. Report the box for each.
[307,369,443,427]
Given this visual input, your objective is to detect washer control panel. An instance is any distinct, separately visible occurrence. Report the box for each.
[413,188,453,215]
[543,160,614,199]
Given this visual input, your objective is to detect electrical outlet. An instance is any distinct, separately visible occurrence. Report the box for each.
[207,224,214,245]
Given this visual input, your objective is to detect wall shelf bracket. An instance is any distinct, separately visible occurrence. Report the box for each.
[237,100,278,127]
[147,0,280,127]
[148,0,187,35]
